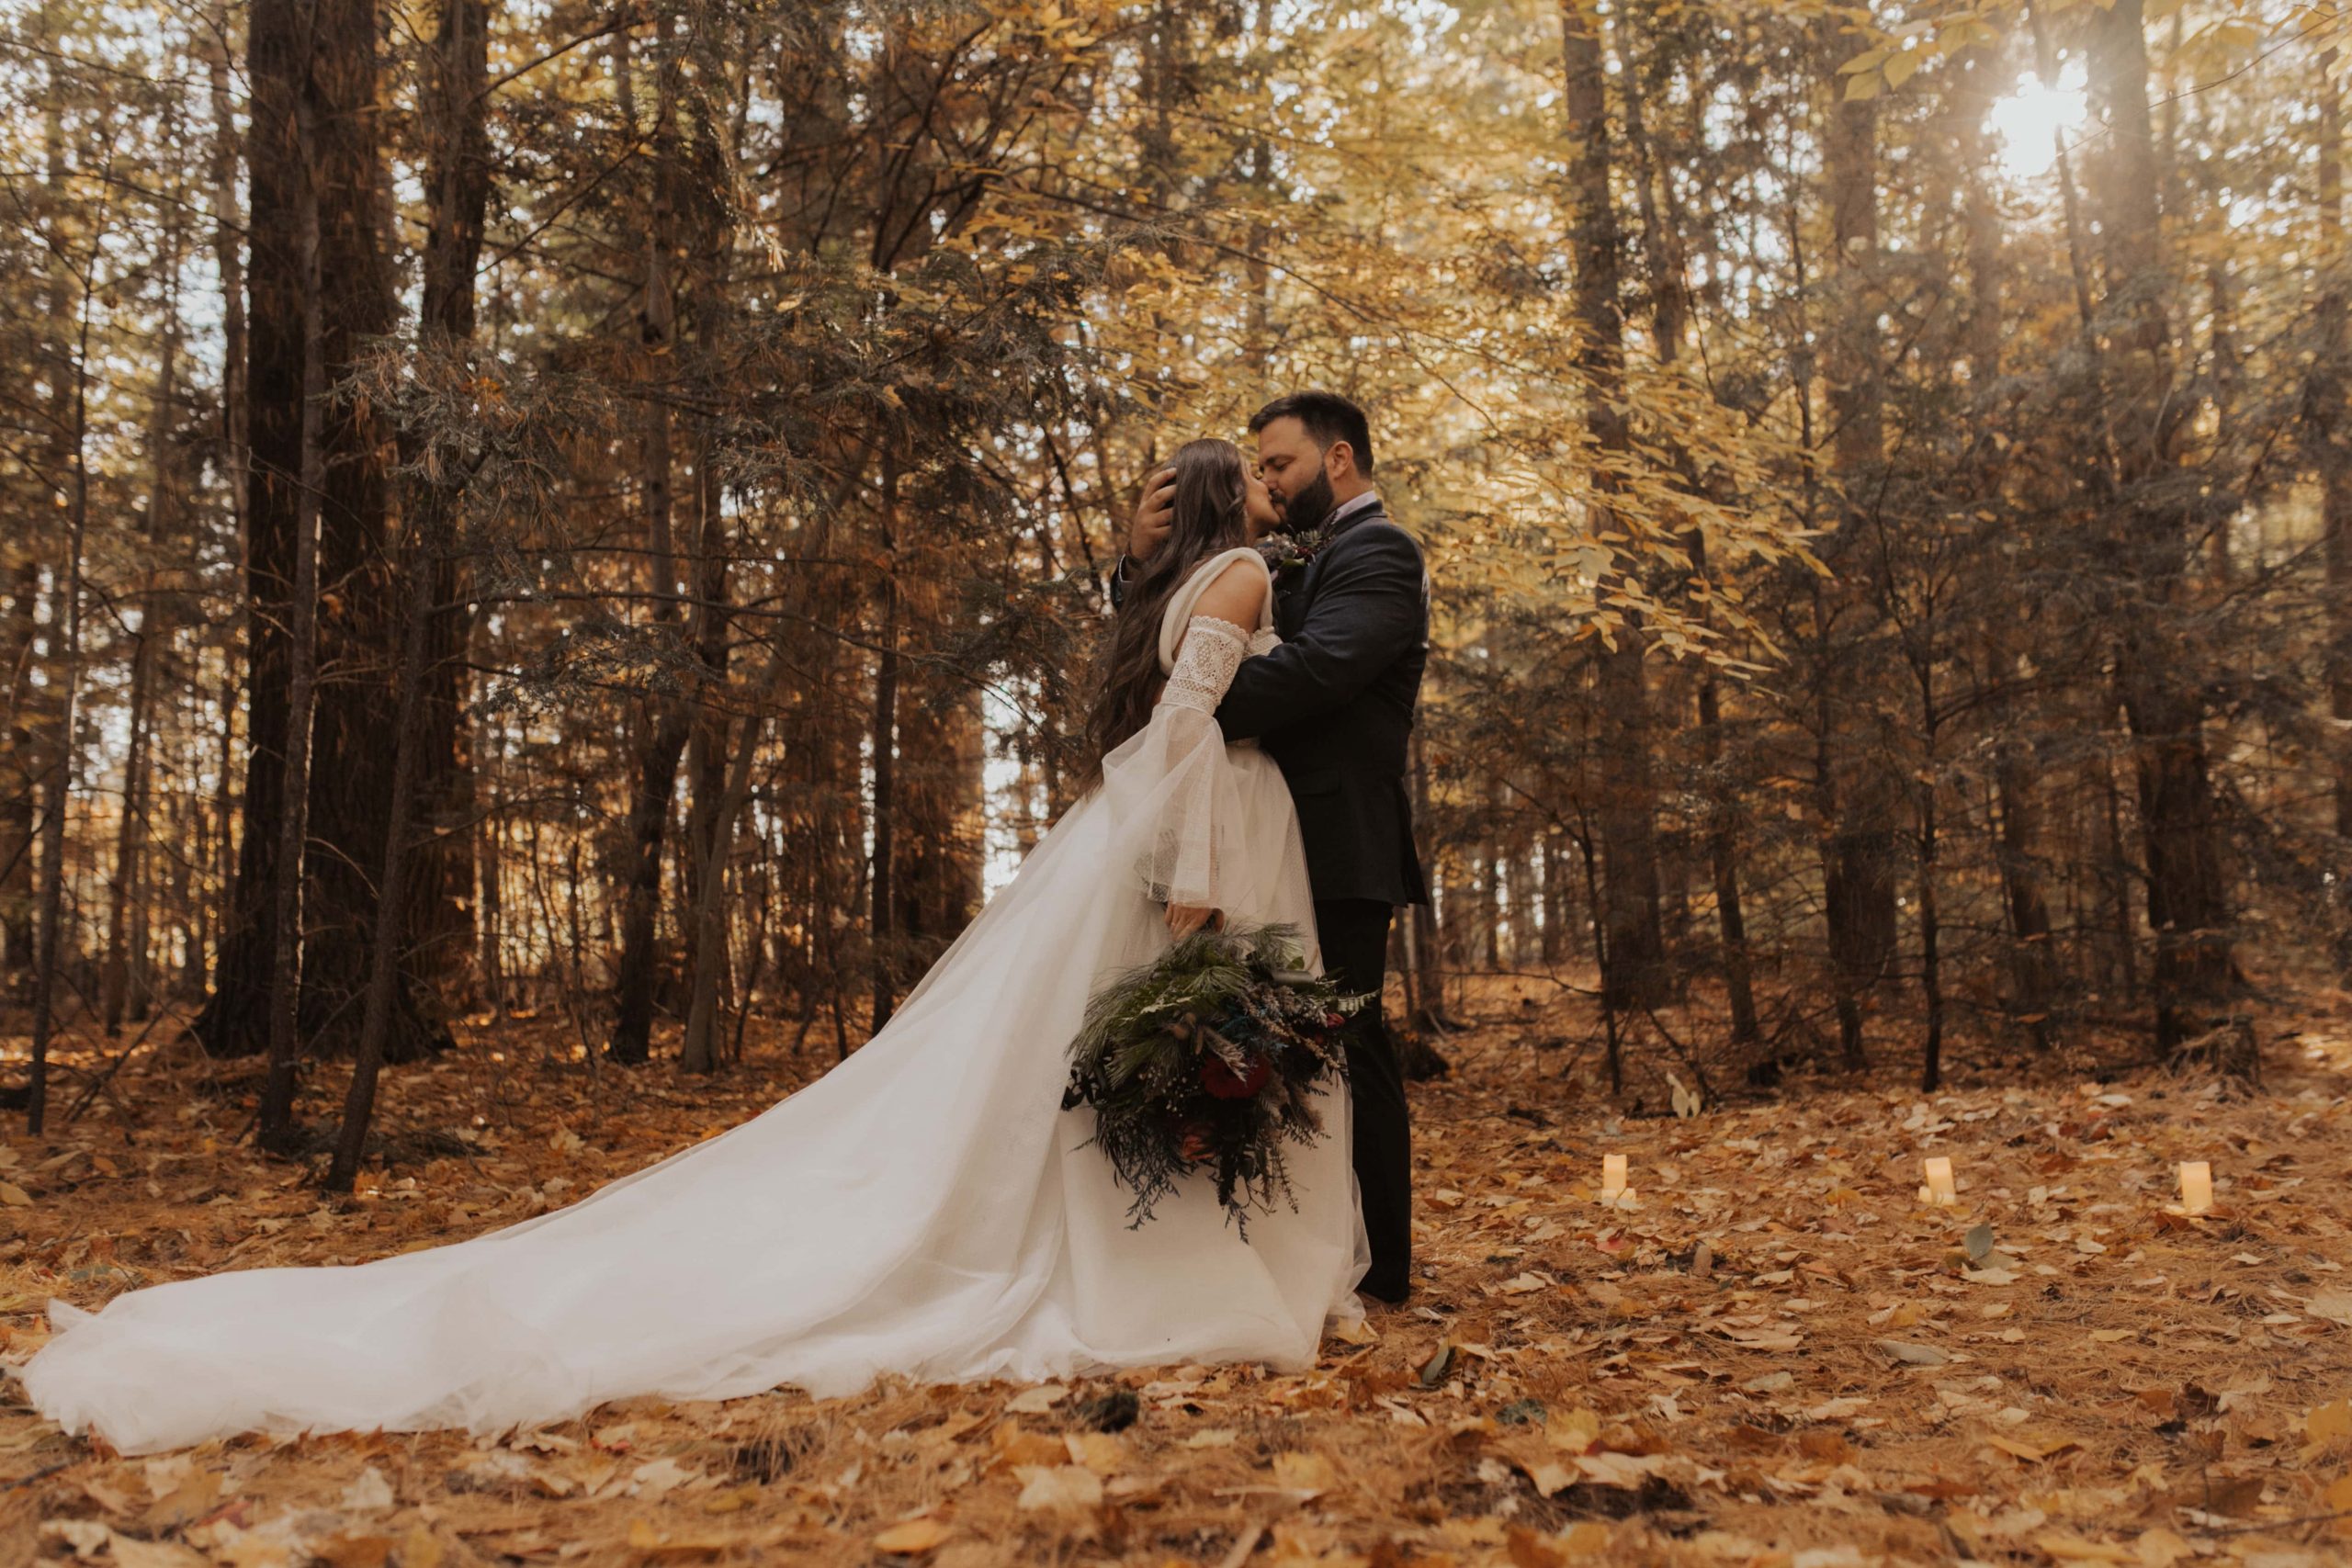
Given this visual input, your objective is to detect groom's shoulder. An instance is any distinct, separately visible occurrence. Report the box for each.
[1328,513,1424,568]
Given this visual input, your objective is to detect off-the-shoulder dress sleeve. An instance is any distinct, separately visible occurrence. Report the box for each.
[1093,570,1281,914]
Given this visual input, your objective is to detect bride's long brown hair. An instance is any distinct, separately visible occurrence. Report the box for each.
[1083,438,1253,781]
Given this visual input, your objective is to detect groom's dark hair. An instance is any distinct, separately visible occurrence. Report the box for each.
[1249,390,1375,475]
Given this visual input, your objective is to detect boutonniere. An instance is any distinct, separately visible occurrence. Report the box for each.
[1257,524,1333,588]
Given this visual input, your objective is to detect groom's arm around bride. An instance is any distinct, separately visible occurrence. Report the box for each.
[1121,390,1428,1305]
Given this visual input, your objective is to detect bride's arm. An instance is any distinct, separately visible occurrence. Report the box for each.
[1125,558,1274,936]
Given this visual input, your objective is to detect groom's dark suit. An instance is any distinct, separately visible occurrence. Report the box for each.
[1214,497,1428,1303]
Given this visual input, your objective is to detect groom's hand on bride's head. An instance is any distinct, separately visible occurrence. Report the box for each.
[1128,468,1178,562]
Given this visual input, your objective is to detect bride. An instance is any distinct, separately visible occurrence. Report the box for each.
[17,437,1369,1455]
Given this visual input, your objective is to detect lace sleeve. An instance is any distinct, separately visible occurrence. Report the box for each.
[1093,615,1267,912]
[1162,616,1251,715]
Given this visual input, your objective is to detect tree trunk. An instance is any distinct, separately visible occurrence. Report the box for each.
[256,104,328,1148]
[195,0,434,1063]
[2084,0,2234,1055]
[192,458,292,1052]
[8,0,74,999]
[292,0,448,1066]
[609,21,689,1066]
[402,0,495,1013]
[0,564,34,988]
[102,626,155,1036]
[1696,661,1758,1047]
[2315,48,2350,837]
[103,211,184,1034]
[202,0,247,1005]
[684,457,734,1016]
[1815,15,1898,1069]
[869,502,902,1034]
[1408,728,1447,1027]
[26,204,96,1134]
[893,540,985,970]
[478,710,505,1016]
[328,523,440,1190]
[1562,0,1668,1011]
[1917,784,1943,1093]
[1612,11,1757,1047]
[683,645,790,1073]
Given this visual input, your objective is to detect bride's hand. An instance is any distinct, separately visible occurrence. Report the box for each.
[1166,903,1221,940]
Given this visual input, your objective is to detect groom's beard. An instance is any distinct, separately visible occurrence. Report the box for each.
[1277,468,1336,536]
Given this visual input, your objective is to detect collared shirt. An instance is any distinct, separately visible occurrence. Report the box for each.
[1322,490,1383,533]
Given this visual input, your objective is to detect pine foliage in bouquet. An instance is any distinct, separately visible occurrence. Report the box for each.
[1060,924,1360,1230]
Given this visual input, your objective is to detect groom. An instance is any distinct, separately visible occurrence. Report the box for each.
[1118,390,1430,1305]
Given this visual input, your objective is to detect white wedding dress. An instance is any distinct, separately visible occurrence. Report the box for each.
[18,548,1368,1455]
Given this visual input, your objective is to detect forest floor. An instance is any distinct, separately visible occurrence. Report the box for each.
[3,973,2351,1568]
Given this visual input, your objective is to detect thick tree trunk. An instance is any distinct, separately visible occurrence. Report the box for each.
[196,0,439,1064]
[402,0,495,1010]
[2085,0,2234,1055]
[609,23,689,1066]
[1562,0,1668,1012]
[611,706,691,1064]
[256,107,327,1149]
[682,715,760,1074]
[295,0,449,1066]
[187,33,296,1048]
[1815,17,1898,1069]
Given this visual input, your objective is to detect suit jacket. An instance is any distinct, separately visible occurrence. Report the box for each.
[1214,502,1431,908]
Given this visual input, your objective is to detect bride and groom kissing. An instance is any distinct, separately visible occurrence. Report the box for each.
[1112,389,1430,1307]
[18,390,1433,1455]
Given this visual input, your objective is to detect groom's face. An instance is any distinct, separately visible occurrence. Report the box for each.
[1253,416,1335,534]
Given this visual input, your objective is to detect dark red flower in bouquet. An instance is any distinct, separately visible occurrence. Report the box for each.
[1322,1012,1346,1030]
[1176,1119,1216,1162]
[1200,1051,1272,1100]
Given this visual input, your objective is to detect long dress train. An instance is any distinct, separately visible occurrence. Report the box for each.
[16,547,1368,1455]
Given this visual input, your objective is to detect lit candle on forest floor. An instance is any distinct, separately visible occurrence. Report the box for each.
[1920,1156,1957,1207]
[1601,1154,1628,1204]
[2179,1161,2213,1215]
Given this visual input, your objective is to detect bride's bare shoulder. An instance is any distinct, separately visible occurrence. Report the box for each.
[1190,551,1271,625]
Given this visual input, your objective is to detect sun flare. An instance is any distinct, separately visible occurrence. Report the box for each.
[1988,71,2091,181]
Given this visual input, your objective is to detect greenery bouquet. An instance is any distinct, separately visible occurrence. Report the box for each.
[1061,924,1360,1230]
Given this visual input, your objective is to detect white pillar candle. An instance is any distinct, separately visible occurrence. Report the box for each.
[1921,1156,1956,1206]
[1601,1154,1627,1202]
[2179,1160,2212,1215]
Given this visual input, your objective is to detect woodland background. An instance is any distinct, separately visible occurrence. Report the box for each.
[1,0,2350,1167]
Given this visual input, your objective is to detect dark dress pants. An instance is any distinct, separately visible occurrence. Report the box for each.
[1314,897,1412,1303]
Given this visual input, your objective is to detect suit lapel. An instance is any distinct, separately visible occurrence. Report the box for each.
[1295,502,1385,610]
[1268,500,1387,637]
